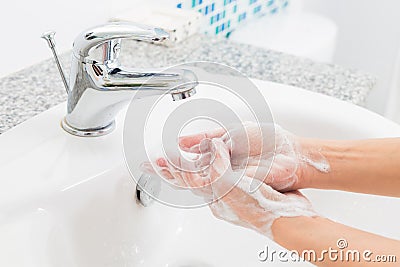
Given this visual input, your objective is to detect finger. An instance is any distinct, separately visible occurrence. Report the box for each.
[207,139,244,199]
[236,153,298,189]
[241,165,297,192]
[194,151,213,169]
[179,127,226,152]
[267,155,298,191]
[156,158,168,168]
[183,171,207,188]
[217,179,268,225]
[165,157,191,188]
[208,139,232,184]
[162,157,214,197]
[244,156,295,180]
[285,190,307,199]
[140,161,175,179]
[283,191,316,214]
[157,153,212,191]
[153,157,189,187]
[182,171,214,199]
[242,165,272,182]
[257,183,286,201]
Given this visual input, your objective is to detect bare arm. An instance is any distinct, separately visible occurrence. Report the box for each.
[279,138,400,265]
[296,138,400,197]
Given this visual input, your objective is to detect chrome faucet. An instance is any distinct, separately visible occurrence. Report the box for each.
[42,22,197,137]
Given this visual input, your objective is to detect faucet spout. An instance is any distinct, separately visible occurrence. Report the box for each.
[104,67,197,94]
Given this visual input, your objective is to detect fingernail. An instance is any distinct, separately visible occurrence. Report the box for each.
[156,158,167,167]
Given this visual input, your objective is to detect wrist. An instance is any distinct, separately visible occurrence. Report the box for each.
[294,137,344,190]
[292,137,324,190]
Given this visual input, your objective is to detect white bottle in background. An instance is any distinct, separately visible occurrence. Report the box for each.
[385,48,400,123]
[229,0,337,63]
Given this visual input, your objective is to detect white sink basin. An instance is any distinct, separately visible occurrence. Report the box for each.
[1,79,400,266]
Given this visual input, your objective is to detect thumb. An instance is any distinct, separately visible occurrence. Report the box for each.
[179,127,226,153]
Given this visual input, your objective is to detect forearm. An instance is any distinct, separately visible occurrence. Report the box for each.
[271,216,400,266]
[297,138,400,197]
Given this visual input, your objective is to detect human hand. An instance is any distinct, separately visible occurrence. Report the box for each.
[141,138,317,239]
[178,122,330,191]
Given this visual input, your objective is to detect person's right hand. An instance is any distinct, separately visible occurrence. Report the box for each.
[141,138,317,239]
[178,122,330,191]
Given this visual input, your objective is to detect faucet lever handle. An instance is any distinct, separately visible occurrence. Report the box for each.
[41,31,70,94]
[73,22,170,60]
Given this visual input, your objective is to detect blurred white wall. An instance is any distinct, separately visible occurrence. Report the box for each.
[0,0,146,78]
[3,0,400,118]
[302,0,400,115]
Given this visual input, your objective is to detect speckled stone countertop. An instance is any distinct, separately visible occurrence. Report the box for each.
[0,34,375,134]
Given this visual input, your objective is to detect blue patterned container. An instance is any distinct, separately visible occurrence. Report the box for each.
[175,0,290,36]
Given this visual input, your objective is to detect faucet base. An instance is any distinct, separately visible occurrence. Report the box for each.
[61,117,116,137]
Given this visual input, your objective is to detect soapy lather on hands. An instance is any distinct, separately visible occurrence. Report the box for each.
[178,122,330,192]
[141,122,330,239]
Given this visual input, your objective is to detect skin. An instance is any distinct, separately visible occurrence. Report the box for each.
[294,138,400,197]
[272,138,400,266]
[272,216,400,266]
[178,133,400,266]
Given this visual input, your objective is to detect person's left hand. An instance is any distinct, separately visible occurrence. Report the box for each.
[141,138,317,239]
[177,122,330,192]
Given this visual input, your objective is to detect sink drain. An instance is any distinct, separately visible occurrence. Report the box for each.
[136,173,161,207]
